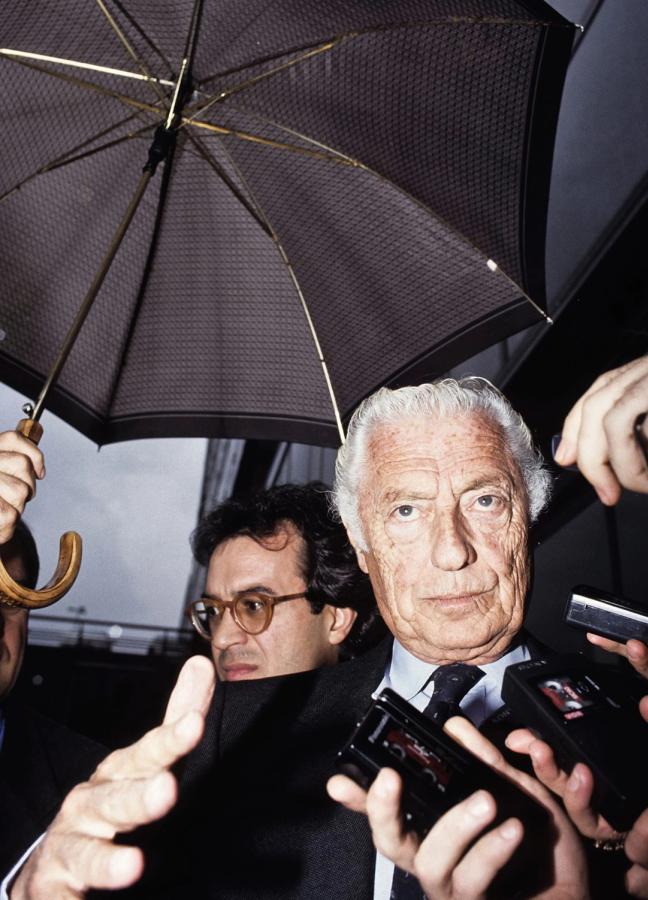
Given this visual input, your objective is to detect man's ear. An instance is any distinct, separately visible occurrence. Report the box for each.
[346,532,369,574]
[326,605,357,646]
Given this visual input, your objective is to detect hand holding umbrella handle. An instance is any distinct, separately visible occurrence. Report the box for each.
[0,419,82,609]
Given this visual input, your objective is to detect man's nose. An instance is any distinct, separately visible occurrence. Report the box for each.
[211,608,248,649]
[429,509,475,570]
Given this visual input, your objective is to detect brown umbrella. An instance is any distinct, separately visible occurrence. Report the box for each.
[0,0,574,607]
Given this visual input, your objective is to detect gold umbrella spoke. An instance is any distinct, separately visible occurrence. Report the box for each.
[0,120,155,205]
[0,48,175,89]
[214,138,346,444]
[185,36,349,124]
[182,116,359,167]
[220,105,549,320]
[0,51,169,122]
[183,130,274,238]
[94,0,171,110]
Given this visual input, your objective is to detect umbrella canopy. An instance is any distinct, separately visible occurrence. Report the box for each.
[0,0,573,447]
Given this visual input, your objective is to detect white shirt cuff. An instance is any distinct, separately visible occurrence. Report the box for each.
[1,833,45,899]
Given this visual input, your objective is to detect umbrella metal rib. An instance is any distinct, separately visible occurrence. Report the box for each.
[0,49,175,87]
[186,127,347,442]
[23,0,208,421]
[94,0,172,109]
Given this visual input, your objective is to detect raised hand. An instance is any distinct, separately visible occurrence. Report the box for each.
[554,357,648,504]
[10,655,215,899]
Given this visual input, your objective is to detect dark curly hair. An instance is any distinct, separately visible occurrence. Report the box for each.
[191,482,384,655]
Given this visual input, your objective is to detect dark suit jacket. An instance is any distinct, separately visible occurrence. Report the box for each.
[0,701,106,878]
[112,640,391,899]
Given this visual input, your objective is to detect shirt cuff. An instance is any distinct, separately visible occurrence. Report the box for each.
[1,833,45,898]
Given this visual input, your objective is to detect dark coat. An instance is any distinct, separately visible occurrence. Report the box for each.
[114,640,391,900]
[0,701,106,878]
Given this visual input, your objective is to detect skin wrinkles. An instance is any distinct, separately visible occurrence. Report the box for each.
[205,525,353,681]
[351,413,530,665]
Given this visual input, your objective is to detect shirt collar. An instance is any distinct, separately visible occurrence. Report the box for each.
[376,636,530,707]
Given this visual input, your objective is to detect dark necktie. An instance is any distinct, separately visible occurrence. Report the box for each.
[390,663,486,900]
[421,662,486,724]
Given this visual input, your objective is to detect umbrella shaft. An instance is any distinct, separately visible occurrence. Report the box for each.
[32,169,152,421]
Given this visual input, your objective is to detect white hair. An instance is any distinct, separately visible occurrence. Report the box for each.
[332,377,552,549]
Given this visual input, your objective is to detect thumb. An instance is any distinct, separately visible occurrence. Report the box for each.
[163,655,215,725]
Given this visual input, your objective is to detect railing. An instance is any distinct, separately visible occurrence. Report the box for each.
[28,612,195,656]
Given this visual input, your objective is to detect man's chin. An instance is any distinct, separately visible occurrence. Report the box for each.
[407,614,497,662]
[404,615,517,664]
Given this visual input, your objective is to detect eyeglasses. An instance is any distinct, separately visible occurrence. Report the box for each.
[187,591,308,639]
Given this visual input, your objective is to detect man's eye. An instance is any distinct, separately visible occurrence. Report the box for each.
[476,495,498,509]
[240,598,266,614]
[394,505,418,520]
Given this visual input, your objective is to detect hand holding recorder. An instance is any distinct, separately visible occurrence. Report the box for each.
[328,692,588,899]
[564,584,648,681]
[504,654,648,897]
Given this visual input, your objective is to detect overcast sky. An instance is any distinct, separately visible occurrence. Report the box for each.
[1,382,207,630]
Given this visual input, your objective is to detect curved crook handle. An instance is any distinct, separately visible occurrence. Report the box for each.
[0,419,83,610]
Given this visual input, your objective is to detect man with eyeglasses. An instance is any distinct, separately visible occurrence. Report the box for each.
[186,482,380,681]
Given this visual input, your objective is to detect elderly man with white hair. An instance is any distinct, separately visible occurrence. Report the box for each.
[7,365,648,899]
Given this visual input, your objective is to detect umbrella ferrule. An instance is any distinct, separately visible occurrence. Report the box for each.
[144,123,177,175]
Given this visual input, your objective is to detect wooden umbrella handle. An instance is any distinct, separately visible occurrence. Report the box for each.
[0,419,83,609]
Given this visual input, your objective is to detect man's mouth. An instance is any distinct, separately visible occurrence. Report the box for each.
[424,590,490,609]
[220,663,259,681]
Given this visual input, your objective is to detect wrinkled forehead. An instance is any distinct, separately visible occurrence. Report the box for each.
[359,412,525,500]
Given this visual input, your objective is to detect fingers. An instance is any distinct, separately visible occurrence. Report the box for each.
[0,431,45,479]
[329,763,518,899]
[626,808,648,898]
[561,763,615,840]
[364,769,419,872]
[328,769,419,873]
[586,633,648,680]
[163,655,215,724]
[412,790,509,899]
[505,730,569,797]
[444,717,504,770]
[556,357,648,504]
[505,727,619,843]
[626,808,648,868]
[448,819,523,898]
[326,773,369,815]
[0,431,45,542]
[626,866,648,899]
[640,696,648,723]
[13,836,144,898]
[61,771,178,837]
[96,657,214,779]
[97,708,205,781]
